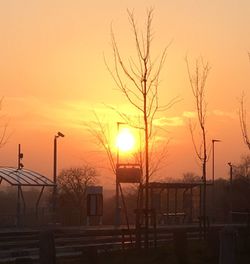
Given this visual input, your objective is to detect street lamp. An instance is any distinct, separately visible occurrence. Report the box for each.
[228,162,233,223]
[212,139,221,184]
[115,122,126,226]
[53,132,64,215]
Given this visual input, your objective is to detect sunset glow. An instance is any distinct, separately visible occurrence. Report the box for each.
[116,128,135,153]
[0,1,249,187]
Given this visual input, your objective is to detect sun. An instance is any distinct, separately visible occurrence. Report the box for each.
[116,128,135,152]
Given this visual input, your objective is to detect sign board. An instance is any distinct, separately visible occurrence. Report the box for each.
[87,194,103,216]
[86,186,103,216]
[116,165,142,183]
[86,186,103,195]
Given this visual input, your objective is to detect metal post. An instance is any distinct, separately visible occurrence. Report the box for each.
[190,187,193,222]
[53,136,57,215]
[115,122,121,226]
[18,144,22,169]
[212,139,221,223]
[167,188,169,224]
[175,188,177,223]
[52,132,64,221]
[17,186,21,227]
[228,162,233,223]
[212,139,221,184]
[17,144,23,227]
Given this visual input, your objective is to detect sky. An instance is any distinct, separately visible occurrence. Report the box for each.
[0,0,250,188]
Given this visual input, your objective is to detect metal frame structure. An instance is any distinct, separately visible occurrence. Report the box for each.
[0,167,55,226]
[139,181,205,225]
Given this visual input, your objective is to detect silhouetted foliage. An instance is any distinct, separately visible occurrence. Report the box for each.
[186,56,211,233]
[233,155,250,179]
[239,93,250,150]
[107,8,175,247]
[182,172,201,183]
[57,166,98,225]
[0,98,10,148]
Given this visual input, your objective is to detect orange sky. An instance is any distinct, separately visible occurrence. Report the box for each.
[0,1,250,188]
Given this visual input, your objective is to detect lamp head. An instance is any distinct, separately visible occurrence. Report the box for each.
[57,132,65,138]
[212,139,221,143]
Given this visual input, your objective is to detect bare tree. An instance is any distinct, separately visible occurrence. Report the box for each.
[106,8,173,248]
[86,112,116,174]
[239,93,250,150]
[186,57,210,237]
[233,155,250,179]
[0,98,9,148]
[182,172,201,183]
[57,165,98,224]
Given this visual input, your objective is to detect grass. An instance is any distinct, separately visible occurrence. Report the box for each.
[58,238,250,264]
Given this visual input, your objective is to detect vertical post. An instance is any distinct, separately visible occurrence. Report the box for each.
[219,226,237,264]
[212,140,216,184]
[150,187,153,225]
[228,162,233,223]
[52,132,64,222]
[53,136,57,215]
[115,122,121,227]
[17,144,23,227]
[145,122,149,250]
[115,181,120,226]
[199,184,202,238]
[212,139,221,223]
[18,144,22,169]
[190,187,193,222]
[17,186,21,227]
[175,188,177,223]
[39,229,56,264]
[202,158,208,240]
[167,188,169,224]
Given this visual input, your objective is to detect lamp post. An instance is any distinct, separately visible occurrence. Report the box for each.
[211,139,221,223]
[53,132,64,216]
[212,139,221,184]
[115,122,126,226]
[228,162,233,223]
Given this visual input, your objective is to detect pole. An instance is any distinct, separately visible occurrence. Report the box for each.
[115,122,121,226]
[18,144,21,169]
[212,141,215,184]
[17,144,23,227]
[53,136,57,215]
[212,139,221,223]
[52,132,64,222]
[17,186,21,227]
[228,162,233,223]
[212,139,221,184]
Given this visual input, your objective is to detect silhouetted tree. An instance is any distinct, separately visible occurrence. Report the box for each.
[106,8,174,248]
[233,155,250,179]
[86,112,116,174]
[182,172,201,183]
[186,57,211,236]
[239,93,250,150]
[57,166,98,225]
[0,98,9,148]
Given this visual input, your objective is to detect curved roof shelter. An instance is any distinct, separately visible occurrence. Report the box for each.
[0,167,55,187]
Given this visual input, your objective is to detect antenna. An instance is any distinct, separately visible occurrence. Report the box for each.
[18,144,24,169]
